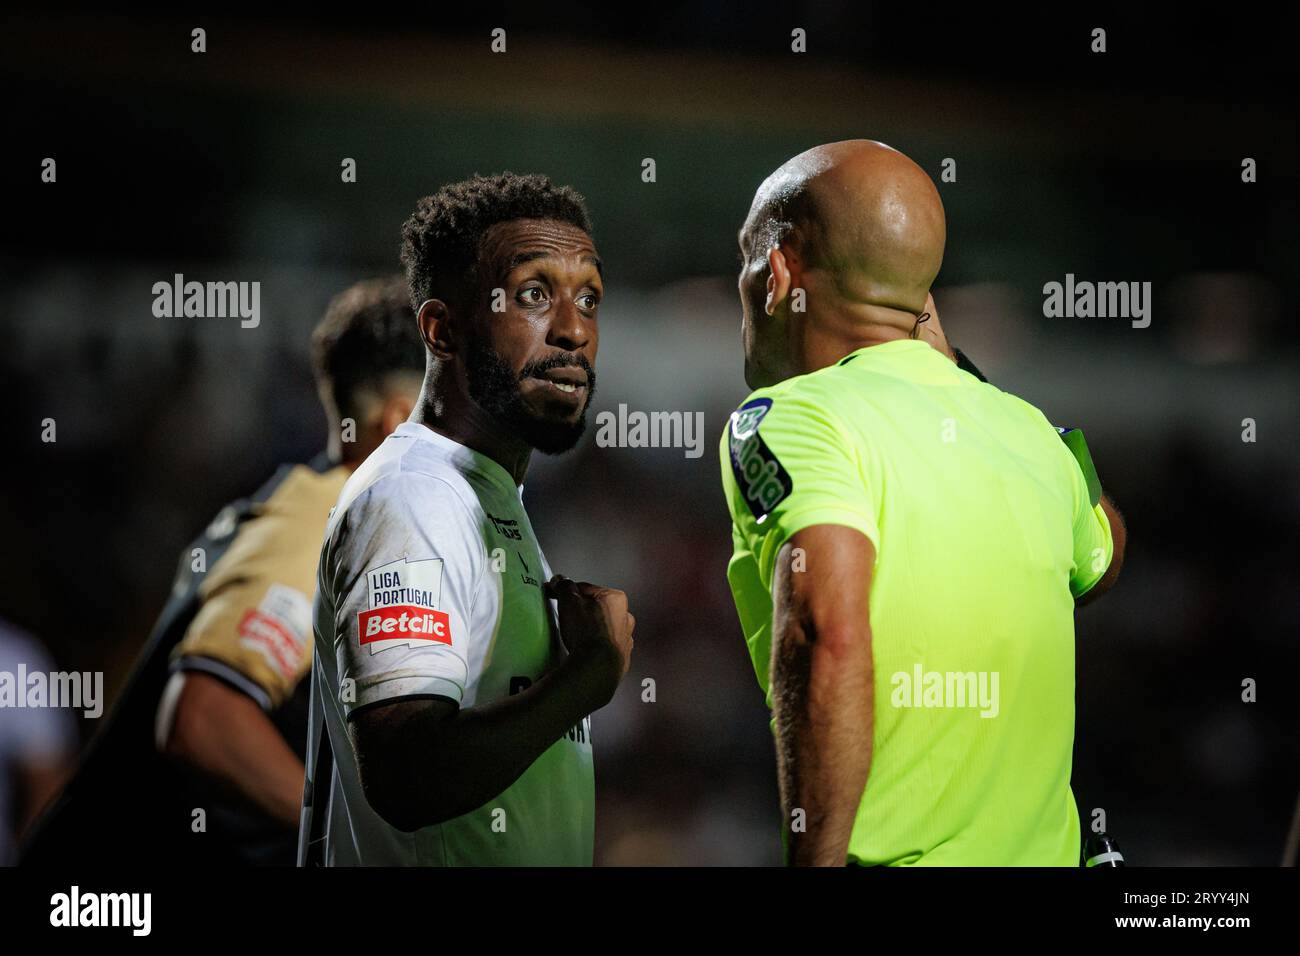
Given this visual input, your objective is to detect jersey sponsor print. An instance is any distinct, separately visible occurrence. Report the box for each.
[727,397,792,523]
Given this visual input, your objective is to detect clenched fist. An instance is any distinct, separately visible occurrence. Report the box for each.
[544,575,635,708]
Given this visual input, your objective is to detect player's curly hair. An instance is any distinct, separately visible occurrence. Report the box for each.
[399,172,593,312]
[311,275,425,420]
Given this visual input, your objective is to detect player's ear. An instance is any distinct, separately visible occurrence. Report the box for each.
[765,245,793,316]
[417,298,455,359]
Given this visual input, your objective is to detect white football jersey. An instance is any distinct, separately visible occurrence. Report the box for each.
[305,421,593,865]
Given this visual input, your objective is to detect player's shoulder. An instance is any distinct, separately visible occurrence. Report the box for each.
[249,463,348,534]
[333,433,481,531]
[179,468,332,604]
[269,461,349,508]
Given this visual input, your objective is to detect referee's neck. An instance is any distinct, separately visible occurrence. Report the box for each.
[799,315,917,375]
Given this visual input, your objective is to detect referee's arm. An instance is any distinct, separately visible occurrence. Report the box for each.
[770,523,876,867]
[1076,494,1126,608]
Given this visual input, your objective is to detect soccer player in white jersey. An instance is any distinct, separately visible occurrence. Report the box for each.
[300,173,634,866]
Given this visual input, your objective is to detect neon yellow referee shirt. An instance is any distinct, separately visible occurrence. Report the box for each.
[720,339,1113,866]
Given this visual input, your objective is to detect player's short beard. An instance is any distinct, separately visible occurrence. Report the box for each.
[464,336,596,455]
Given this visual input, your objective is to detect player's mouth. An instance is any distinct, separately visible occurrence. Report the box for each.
[529,367,589,400]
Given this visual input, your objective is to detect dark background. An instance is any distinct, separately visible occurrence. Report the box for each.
[1,5,1296,864]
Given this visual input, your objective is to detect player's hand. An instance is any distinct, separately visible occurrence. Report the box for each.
[544,575,634,704]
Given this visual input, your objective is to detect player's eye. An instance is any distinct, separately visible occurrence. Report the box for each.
[577,291,599,310]
[518,286,546,306]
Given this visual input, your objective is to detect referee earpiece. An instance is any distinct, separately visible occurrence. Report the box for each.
[909,311,932,339]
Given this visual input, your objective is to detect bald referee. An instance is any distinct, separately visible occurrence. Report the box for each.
[720,140,1126,866]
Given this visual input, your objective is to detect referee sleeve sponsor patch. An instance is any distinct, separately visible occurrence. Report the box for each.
[728,398,792,524]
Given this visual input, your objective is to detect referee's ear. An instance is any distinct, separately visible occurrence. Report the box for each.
[765,246,794,316]
[417,298,456,360]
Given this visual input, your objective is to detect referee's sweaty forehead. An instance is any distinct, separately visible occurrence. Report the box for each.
[746,140,946,315]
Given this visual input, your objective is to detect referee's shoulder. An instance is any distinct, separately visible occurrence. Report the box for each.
[730,362,846,411]
[773,362,863,417]
[722,365,859,445]
[980,382,1060,435]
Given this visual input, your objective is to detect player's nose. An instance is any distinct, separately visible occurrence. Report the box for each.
[545,297,591,351]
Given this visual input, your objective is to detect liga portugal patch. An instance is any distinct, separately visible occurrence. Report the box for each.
[358,557,452,653]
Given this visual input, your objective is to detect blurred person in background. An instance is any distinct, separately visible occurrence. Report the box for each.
[720,140,1126,866]
[0,621,76,865]
[21,277,424,866]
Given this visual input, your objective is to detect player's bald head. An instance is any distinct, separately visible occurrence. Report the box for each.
[743,140,946,314]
